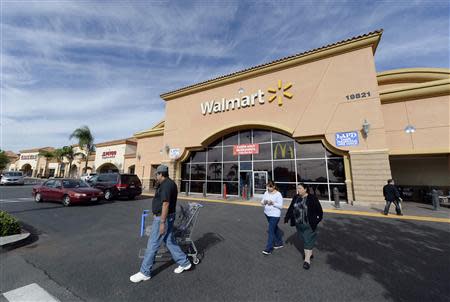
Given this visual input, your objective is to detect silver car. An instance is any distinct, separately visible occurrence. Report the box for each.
[1,171,25,185]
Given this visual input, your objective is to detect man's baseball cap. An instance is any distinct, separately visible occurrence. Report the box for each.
[156,165,169,174]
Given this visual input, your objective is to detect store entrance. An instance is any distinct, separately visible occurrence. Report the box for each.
[253,171,268,197]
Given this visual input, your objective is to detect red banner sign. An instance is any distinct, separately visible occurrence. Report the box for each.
[233,144,259,156]
[102,151,117,159]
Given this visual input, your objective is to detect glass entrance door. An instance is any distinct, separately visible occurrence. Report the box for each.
[253,171,268,196]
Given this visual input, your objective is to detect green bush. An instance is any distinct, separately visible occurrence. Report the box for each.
[0,210,21,236]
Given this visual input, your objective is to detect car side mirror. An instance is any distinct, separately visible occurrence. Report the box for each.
[56,185,62,189]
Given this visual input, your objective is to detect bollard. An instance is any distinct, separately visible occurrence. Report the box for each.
[223,183,227,200]
[203,182,207,197]
[185,182,189,196]
[333,187,340,208]
[431,189,440,211]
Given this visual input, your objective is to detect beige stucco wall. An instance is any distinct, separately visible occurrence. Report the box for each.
[124,157,137,173]
[163,47,387,158]
[159,46,391,203]
[134,135,164,190]
[381,95,450,154]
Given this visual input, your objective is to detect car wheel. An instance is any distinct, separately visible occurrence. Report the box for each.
[34,192,43,203]
[128,195,135,200]
[104,190,113,201]
[62,195,71,207]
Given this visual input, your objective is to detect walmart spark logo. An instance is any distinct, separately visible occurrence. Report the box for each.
[267,80,293,106]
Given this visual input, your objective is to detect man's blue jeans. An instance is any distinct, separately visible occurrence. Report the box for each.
[265,215,283,252]
[140,213,190,277]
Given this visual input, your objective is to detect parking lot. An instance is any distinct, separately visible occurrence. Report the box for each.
[1,185,450,302]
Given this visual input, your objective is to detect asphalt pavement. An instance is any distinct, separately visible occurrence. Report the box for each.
[1,185,449,302]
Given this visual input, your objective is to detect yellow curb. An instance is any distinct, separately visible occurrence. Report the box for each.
[142,193,450,224]
[324,209,450,223]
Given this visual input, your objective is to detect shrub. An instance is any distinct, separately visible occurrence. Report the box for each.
[0,210,21,236]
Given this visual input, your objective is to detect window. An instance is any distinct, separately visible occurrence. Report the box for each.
[180,129,346,200]
[45,180,55,187]
[296,142,326,159]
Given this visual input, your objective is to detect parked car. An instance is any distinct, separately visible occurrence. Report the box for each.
[1,171,25,185]
[32,179,104,206]
[87,173,142,201]
[80,172,97,182]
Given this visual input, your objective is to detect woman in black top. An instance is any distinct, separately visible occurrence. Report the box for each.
[284,183,323,270]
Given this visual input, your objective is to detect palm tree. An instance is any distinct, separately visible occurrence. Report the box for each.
[53,148,65,177]
[69,126,95,174]
[39,150,54,178]
[61,146,76,177]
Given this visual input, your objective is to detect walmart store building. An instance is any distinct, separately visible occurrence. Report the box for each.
[130,30,450,204]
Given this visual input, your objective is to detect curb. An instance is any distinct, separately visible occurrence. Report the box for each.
[0,232,31,247]
[142,193,450,224]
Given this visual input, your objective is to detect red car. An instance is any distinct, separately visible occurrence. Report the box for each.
[32,178,104,206]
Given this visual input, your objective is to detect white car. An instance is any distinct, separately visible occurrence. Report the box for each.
[80,173,97,182]
[1,171,25,185]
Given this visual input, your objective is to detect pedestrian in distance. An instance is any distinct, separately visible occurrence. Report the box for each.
[130,165,191,283]
[383,179,403,216]
[284,183,323,270]
[261,180,284,255]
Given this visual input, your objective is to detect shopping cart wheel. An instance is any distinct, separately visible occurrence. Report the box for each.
[192,257,200,265]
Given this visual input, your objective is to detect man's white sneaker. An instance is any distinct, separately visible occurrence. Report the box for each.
[130,272,151,283]
[174,263,192,274]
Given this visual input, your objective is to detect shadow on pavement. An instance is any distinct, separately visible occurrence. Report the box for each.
[8,205,64,214]
[149,232,225,278]
[287,217,450,302]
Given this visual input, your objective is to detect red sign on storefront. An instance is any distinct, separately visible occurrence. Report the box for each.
[102,151,117,159]
[233,144,259,156]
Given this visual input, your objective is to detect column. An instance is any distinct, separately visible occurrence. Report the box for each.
[349,150,392,204]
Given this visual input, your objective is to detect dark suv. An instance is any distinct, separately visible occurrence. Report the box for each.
[88,173,142,201]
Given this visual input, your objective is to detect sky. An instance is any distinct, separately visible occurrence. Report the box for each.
[1,0,449,153]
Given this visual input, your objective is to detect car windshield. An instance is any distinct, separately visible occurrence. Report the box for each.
[62,180,89,188]
[4,172,22,177]
[121,175,140,184]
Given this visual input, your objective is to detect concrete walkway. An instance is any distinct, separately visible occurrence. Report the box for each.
[143,192,450,223]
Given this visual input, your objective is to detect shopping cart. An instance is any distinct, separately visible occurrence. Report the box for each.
[139,202,204,265]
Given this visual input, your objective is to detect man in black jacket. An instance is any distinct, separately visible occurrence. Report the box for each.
[383,179,403,216]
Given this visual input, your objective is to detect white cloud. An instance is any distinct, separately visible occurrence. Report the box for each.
[1,1,448,152]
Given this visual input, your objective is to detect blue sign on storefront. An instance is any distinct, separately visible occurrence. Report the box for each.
[335,131,359,147]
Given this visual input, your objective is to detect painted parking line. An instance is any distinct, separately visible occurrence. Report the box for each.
[0,199,32,204]
[142,194,450,224]
[3,283,60,302]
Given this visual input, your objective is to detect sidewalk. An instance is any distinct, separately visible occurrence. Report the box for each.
[142,192,450,223]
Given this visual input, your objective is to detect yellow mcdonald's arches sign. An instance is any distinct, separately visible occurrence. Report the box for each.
[273,143,294,159]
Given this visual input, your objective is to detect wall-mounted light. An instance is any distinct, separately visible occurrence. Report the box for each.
[238,88,244,94]
[164,144,170,154]
[404,125,416,134]
[362,119,370,137]
[137,154,141,161]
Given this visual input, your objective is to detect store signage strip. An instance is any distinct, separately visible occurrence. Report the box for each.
[233,144,260,156]
[102,151,117,159]
[201,90,265,115]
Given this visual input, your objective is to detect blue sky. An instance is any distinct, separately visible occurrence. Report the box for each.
[2,0,449,153]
